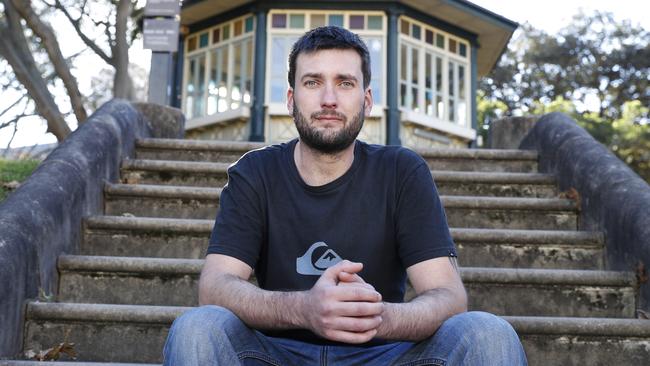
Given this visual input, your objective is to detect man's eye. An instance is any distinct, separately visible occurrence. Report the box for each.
[341,81,354,88]
[305,80,318,87]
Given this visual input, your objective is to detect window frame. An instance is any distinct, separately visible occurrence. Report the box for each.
[182,14,256,121]
[398,15,471,128]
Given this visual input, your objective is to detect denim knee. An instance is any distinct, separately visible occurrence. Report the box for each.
[170,305,245,340]
[438,311,527,364]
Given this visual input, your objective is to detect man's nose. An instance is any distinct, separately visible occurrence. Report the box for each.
[320,84,338,109]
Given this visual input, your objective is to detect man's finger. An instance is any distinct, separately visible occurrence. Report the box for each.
[320,260,363,282]
[322,328,378,344]
[337,271,367,284]
[330,301,384,317]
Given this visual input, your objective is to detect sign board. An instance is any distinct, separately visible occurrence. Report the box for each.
[144,0,180,17]
[143,18,180,52]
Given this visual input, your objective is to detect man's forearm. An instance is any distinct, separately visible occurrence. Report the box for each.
[199,273,306,330]
[376,287,467,341]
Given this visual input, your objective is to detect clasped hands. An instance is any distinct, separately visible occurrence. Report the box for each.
[302,260,384,344]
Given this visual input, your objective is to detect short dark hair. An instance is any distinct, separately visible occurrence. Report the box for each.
[288,26,371,89]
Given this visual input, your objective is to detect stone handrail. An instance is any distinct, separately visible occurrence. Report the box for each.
[520,112,650,311]
[0,100,184,357]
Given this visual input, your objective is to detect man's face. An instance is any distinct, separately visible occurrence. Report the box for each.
[288,49,373,154]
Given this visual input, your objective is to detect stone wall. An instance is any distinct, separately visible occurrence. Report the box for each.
[519,112,650,310]
[0,100,184,357]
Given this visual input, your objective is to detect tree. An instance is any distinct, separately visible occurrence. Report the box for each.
[0,0,143,143]
[479,11,650,181]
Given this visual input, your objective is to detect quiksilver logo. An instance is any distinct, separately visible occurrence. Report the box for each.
[296,242,342,275]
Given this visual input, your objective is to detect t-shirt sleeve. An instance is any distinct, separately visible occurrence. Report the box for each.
[395,153,457,268]
[207,156,265,269]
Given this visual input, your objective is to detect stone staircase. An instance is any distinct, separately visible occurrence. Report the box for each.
[3,138,650,365]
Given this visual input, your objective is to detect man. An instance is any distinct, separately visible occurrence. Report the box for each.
[163,26,527,365]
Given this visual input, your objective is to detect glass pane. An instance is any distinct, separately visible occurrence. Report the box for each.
[212,29,220,44]
[234,20,243,37]
[223,24,230,40]
[411,87,418,111]
[400,19,409,35]
[289,14,305,29]
[426,90,433,116]
[186,58,196,119]
[400,44,407,81]
[436,57,442,92]
[272,14,287,28]
[188,37,197,52]
[232,42,242,109]
[245,39,253,104]
[425,29,433,45]
[457,100,466,125]
[449,39,457,53]
[245,16,254,33]
[329,14,343,27]
[436,96,444,120]
[459,65,465,99]
[365,37,382,104]
[400,83,407,107]
[350,15,364,29]
[459,43,467,57]
[411,48,418,85]
[219,47,229,112]
[208,48,220,115]
[436,34,444,49]
[311,14,326,28]
[368,15,382,30]
[199,33,208,48]
[449,99,455,122]
[448,61,455,97]
[194,55,206,118]
[425,53,432,89]
[412,24,421,40]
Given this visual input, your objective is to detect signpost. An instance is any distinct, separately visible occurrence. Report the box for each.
[143,0,180,106]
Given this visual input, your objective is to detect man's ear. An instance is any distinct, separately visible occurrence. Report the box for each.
[364,87,373,116]
[287,87,295,114]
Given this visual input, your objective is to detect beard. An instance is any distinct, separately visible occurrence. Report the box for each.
[293,104,365,154]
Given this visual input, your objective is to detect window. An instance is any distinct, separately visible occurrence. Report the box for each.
[398,16,470,126]
[183,15,255,120]
[268,11,386,106]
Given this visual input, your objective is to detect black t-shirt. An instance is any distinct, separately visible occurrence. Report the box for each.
[208,139,456,343]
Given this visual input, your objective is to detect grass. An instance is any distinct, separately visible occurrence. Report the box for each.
[0,158,40,201]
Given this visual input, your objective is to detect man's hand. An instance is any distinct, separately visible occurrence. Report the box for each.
[301,260,383,344]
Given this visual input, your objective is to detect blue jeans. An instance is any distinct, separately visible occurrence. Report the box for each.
[163,306,527,365]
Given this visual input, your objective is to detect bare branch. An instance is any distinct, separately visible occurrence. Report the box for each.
[11,0,87,124]
[0,95,26,119]
[52,0,113,65]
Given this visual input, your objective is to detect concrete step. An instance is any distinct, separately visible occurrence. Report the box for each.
[104,184,577,230]
[23,302,187,363]
[57,255,633,317]
[134,138,539,173]
[22,303,650,364]
[120,160,547,193]
[83,216,601,269]
[433,171,557,197]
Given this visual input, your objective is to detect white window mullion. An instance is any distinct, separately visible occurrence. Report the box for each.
[418,46,425,115]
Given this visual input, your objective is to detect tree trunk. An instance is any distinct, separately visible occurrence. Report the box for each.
[0,0,71,141]
[10,0,88,124]
[113,0,135,100]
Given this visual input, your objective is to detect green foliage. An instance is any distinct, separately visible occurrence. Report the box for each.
[0,158,39,200]
[479,10,650,181]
